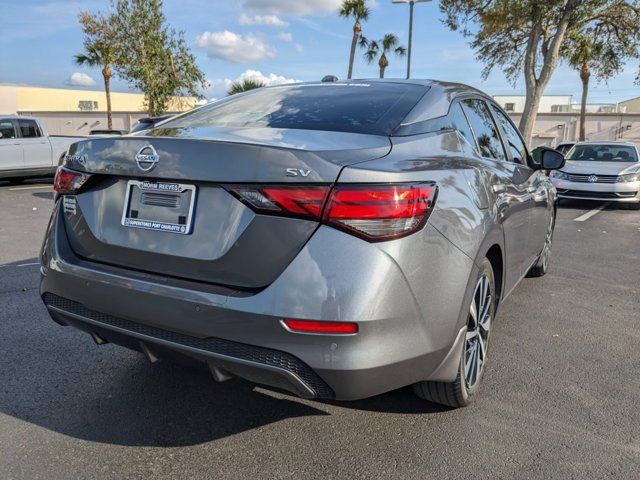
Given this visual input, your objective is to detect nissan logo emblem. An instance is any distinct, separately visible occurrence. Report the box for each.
[134,144,159,172]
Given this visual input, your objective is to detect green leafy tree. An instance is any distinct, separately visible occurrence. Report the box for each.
[361,34,407,78]
[439,0,620,145]
[75,11,119,129]
[227,79,266,95]
[114,0,206,115]
[562,3,640,140]
[339,0,371,79]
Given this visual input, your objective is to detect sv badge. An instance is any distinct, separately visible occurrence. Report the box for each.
[286,168,312,177]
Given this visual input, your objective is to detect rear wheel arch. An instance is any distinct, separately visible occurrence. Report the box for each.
[485,244,504,307]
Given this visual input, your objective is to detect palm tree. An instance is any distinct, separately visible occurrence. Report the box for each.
[362,34,407,78]
[339,0,371,79]
[227,79,266,96]
[76,11,117,130]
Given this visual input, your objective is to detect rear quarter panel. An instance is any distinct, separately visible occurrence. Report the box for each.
[337,130,503,343]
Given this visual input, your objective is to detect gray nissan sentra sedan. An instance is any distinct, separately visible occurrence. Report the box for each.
[40,80,565,407]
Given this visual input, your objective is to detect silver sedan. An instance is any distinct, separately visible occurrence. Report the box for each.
[550,141,640,209]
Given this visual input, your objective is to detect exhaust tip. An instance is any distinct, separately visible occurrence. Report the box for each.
[140,342,160,363]
[90,331,109,345]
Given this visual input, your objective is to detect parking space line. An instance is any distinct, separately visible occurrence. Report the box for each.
[8,185,52,191]
[574,203,610,222]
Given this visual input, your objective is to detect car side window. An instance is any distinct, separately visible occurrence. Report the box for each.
[461,99,507,161]
[17,119,43,138]
[491,106,528,164]
[450,103,477,150]
[0,120,17,139]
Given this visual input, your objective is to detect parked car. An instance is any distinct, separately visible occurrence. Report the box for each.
[555,141,576,155]
[0,116,83,181]
[129,114,174,133]
[40,80,564,407]
[550,141,640,209]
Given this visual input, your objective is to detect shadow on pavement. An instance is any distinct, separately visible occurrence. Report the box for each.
[1,258,445,448]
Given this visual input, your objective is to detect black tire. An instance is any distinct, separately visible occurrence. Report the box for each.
[628,202,640,211]
[413,259,495,408]
[527,211,555,277]
[5,177,24,185]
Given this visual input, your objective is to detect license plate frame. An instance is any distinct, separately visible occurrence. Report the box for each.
[121,180,197,235]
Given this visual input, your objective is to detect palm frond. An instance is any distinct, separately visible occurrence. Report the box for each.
[227,79,266,96]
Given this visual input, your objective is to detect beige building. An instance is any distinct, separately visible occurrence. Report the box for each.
[0,84,199,135]
[618,96,640,113]
[507,112,640,148]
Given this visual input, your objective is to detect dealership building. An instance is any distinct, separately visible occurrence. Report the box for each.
[0,84,199,135]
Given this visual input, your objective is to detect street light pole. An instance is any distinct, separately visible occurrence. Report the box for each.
[392,0,431,79]
[407,1,414,79]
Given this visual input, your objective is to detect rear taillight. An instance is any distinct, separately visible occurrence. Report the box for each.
[282,319,358,334]
[53,166,91,197]
[323,183,437,241]
[227,182,437,242]
[227,185,330,220]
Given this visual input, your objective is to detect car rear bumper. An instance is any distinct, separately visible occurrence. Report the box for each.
[40,203,475,400]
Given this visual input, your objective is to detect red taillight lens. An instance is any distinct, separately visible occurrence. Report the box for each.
[227,185,330,220]
[228,182,437,241]
[53,166,91,197]
[282,319,358,334]
[323,183,437,241]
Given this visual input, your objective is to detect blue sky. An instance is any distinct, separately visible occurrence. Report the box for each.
[1,0,638,103]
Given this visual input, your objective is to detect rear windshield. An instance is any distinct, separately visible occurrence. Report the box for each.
[566,145,638,162]
[155,83,427,136]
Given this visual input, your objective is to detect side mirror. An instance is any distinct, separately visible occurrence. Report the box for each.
[541,148,566,170]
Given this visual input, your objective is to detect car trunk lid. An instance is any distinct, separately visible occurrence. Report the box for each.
[61,130,391,289]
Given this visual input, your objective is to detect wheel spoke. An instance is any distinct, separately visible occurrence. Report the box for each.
[469,298,478,328]
[474,343,482,382]
[465,342,476,385]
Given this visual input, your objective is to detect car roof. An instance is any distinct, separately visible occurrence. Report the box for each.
[574,141,637,147]
[0,115,39,121]
[271,78,486,96]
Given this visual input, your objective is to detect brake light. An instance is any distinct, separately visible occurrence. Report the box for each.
[282,319,358,334]
[227,182,437,241]
[323,183,437,241]
[227,185,330,220]
[53,166,91,197]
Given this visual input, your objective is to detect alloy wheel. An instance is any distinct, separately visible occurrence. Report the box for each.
[465,274,492,389]
[541,214,555,271]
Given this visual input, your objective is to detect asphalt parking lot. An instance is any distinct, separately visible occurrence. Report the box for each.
[0,178,639,480]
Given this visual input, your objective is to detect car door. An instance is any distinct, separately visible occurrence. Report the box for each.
[17,119,51,170]
[0,119,23,172]
[459,98,534,292]
[490,104,551,263]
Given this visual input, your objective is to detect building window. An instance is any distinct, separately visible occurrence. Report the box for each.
[78,100,99,111]
[504,103,515,112]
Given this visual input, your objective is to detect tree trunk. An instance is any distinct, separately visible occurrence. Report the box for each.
[518,2,576,147]
[379,54,388,78]
[579,63,590,141]
[102,65,113,130]
[347,20,361,79]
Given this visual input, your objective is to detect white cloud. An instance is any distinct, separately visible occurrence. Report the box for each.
[243,0,342,16]
[194,30,275,64]
[294,44,304,53]
[66,72,96,87]
[205,69,302,99]
[277,32,293,42]
[238,13,288,27]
